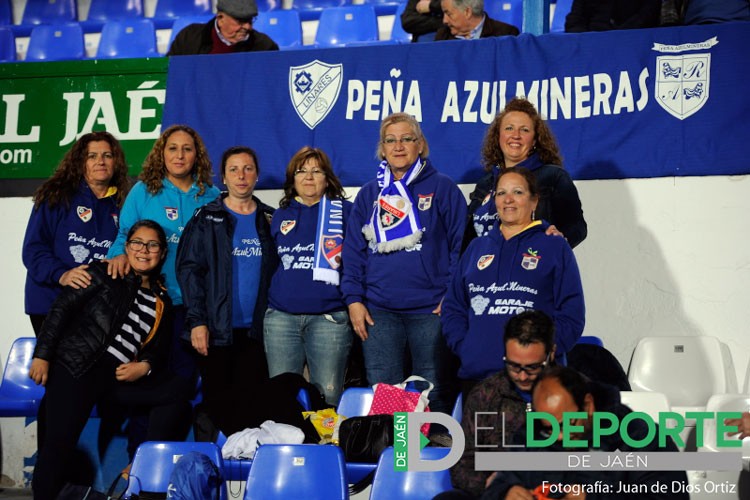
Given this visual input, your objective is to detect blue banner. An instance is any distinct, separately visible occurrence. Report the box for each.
[163,22,750,189]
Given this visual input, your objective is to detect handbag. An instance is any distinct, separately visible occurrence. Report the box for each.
[368,375,433,435]
[337,414,394,463]
[56,474,125,500]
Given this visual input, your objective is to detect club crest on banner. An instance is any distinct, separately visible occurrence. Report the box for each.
[323,234,343,269]
[77,206,92,223]
[280,220,296,235]
[521,248,541,270]
[289,60,343,130]
[379,195,410,229]
[477,254,494,270]
[165,207,178,221]
[653,37,717,120]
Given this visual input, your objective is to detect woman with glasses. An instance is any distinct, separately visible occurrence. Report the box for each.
[106,125,220,383]
[176,146,278,436]
[263,147,353,406]
[30,220,191,500]
[442,167,585,386]
[342,113,467,417]
[22,131,130,336]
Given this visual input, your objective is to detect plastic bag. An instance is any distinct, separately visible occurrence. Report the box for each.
[303,408,342,443]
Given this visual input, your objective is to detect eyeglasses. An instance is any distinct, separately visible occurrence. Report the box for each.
[382,136,418,146]
[294,168,325,177]
[503,353,550,375]
[126,239,163,253]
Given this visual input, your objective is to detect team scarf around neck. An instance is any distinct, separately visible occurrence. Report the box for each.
[363,158,424,253]
[473,153,543,237]
[313,196,345,285]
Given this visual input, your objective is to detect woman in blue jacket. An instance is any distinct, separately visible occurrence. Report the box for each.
[264,147,353,406]
[442,167,585,387]
[106,125,220,381]
[22,131,130,335]
[341,113,467,416]
[176,146,278,435]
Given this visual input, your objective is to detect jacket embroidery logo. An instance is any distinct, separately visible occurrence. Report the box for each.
[77,206,92,223]
[521,248,541,270]
[417,193,433,211]
[165,207,178,221]
[280,220,296,235]
[477,254,495,270]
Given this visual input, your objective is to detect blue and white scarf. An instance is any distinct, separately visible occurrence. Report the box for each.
[313,196,345,285]
[363,158,424,253]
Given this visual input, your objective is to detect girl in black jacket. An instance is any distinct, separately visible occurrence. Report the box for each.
[30,220,192,500]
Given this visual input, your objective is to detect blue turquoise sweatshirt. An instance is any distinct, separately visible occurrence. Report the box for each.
[107,179,220,305]
[268,198,353,314]
[23,182,120,315]
[341,161,467,313]
[441,221,585,381]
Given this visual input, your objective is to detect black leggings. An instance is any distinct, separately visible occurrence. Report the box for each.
[32,357,192,500]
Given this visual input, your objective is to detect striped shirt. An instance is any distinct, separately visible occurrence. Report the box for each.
[107,288,157,364]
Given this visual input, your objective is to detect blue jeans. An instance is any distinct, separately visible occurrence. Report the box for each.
[264,308,353,405]
[362,309,454,416]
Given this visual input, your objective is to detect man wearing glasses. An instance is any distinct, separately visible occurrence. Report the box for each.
[482,366,689,500]
[167,0,279,56]
[448,310,555,498]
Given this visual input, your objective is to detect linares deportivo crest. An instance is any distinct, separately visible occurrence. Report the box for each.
[653,36,717,120]
[289,60,343,130]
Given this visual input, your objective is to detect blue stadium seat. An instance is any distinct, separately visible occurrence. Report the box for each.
[389,2,412,43]
[370,447,453,499]
[124,441,227,499]
[314,5,379,48]
[13,0,77,37]
[577,335,604,347]
[255,10,302,50]
[485,0,522,31]
[244,444,348,500]
[25,23,84,61]
[81,0,144,34]
[96,19,159,59]
[0,0,12,26]
[550,0,572,32]
[257,0,281,12]
[0,26,15,62]
[167,15,213,52]
[336,387,373,418]
[292,0,348,22]
[151,0,213,30]
[0,338,43,416]
[364,0,403,17]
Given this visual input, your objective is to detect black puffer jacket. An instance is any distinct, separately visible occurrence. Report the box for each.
[34,262,172,378]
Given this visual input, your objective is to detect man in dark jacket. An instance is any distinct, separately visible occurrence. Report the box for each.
[401,0,444,42]
[564,0,660,32]
[482,366,689,500]
[167,0,279,56]
[449,310,556,498]
[436,0,519,40]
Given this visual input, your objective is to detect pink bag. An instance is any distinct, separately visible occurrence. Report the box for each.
[368,375,433,436]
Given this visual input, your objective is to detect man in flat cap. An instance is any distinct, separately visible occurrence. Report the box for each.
[168,0,279,55]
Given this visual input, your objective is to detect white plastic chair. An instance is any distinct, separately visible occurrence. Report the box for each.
[619,390,671,423]
[628,336,738,411]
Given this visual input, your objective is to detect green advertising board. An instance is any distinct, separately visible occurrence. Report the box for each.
[0,58,167,186]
